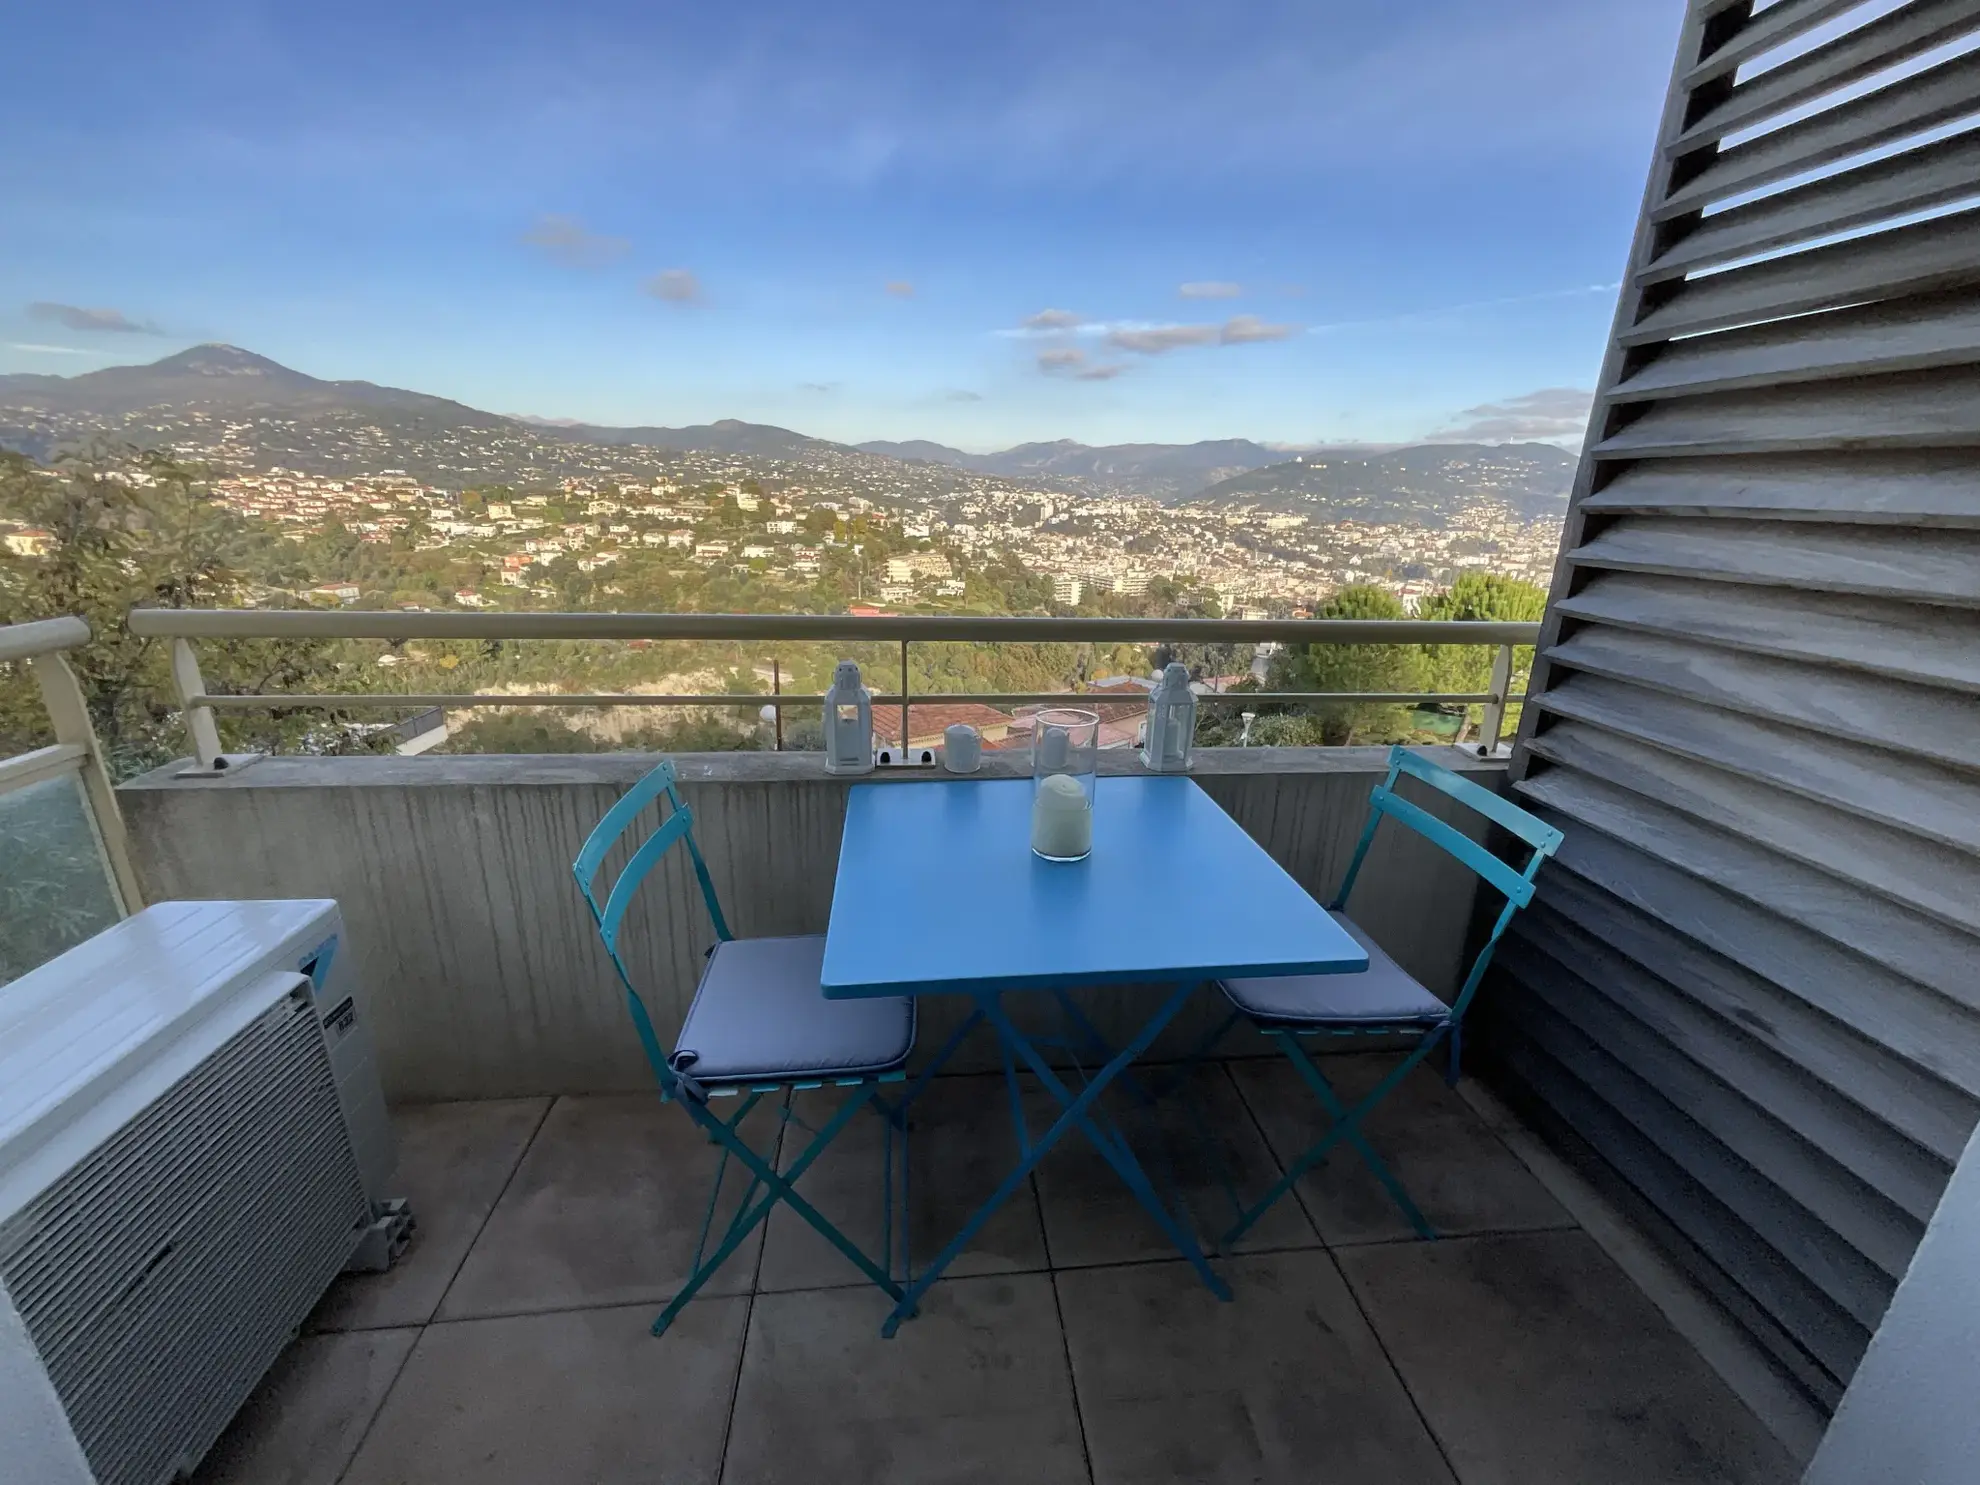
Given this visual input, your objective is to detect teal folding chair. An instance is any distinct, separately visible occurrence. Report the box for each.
[1213,745,1561,1245]
[573,759,918,1335]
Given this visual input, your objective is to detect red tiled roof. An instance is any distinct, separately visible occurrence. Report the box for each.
[872,702,1014,746]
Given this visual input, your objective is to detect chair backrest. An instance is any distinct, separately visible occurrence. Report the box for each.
[573,758,732,973]
[1333,745,1562,1017]
[573,760,732,1090]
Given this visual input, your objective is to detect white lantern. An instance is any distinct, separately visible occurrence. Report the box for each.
[1141,662,1198,772]
[822,660,874,775]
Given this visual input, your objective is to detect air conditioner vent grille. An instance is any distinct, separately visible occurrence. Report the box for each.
[0,992,369,1485]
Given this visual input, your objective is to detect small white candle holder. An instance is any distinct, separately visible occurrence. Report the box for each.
[1030,707,1099,862]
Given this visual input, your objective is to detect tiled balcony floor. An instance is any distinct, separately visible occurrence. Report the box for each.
[192,1055,1797,1485]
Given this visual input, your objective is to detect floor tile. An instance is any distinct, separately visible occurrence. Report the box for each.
[439,1092,779,1320]
[1231,1053,1572,1245]
[341,1299,746,1485]
[724,1274,1088,1485]
[312,1098,547,1331]
[1338,1230,1797,1485]
[1056,1250,1455,1485]
[190,1328,417,1485]
[757,1074,1049,1293]
[1033,1063,1318,1267]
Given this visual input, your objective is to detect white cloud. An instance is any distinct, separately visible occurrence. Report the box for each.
[28,302,159,334]
[884,279,915,298]
[1035,344,1127,380]
[1022,307,1084,330]
[1430,387,1593,443]
[643,268,704,304]
[522,214,630,269]
[1217,313,1294,344]
[1178,281,1242,299]
[7,342,110,355]
[1106,314,1294,353]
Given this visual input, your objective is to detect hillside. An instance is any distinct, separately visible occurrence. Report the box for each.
[856,436,1294,498]
[0,344,506,427]
[1,346,1577,521]
[1193,443,1577,523]
[553,418,841,459]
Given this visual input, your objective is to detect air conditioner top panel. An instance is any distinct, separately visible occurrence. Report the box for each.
[0,899,341,1220]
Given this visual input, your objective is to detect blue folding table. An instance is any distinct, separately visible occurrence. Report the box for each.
[822,774,1368,1334]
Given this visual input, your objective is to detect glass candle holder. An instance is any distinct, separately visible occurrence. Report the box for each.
[1030,707,1099,862]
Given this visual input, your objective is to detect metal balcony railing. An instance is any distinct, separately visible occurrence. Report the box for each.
[125,608,1540,771]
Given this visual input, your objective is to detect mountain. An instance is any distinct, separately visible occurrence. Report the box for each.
[856,438,974,465]
[854,436,1303,498]
[0,347,1577,520]
[1194,443,1578,523]
[552,418,842,459]
[0,347,835,456]
[0,346,846,470]
[0,344,506,428]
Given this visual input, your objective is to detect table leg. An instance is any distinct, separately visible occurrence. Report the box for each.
[897,1004,984,1117]
[881,980,1231,1336]
[985,990,1231,1304]
[1046,986,1203,1231]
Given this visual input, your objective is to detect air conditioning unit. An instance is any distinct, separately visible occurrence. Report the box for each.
[0,899,408,1485]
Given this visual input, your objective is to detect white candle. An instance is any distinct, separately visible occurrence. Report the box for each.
[1031,772,1092,860]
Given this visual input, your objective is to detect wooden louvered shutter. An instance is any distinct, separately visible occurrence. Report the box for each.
[1492,0,1980,1416]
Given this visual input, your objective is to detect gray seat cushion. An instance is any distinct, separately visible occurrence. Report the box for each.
[1218,911,1450,1027]
[670,935,914,1084]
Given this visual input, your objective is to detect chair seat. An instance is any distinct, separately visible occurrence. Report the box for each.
[1218,911,1450,1028]
[670,935,914,1084]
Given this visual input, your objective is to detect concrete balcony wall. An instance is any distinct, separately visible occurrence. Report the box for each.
[118,747,1500,1102]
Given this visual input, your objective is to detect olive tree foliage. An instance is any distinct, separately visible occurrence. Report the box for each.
[0,450,384,776]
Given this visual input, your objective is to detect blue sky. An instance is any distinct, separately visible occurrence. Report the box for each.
[1,0,1680,451]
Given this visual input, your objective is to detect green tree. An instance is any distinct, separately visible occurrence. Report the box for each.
[1417,573,1547,741]
[0,451,386,775]
[1267,584,1428,745]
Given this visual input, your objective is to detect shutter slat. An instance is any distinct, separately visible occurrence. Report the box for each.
[1579,452,1980,523]
[1521,869,1976,1166]
[1527,719,1980,939]
[1622,208,1980,346]
[1493,1027,1870,1387]
[1644,129,1980,284]
[1521,792,1980,1089]
[1536,671,1980,861]
[1502,985,1902,1320]
[1684,0,1877,88]
[1553,570,1980,691]
[1519,767,1980,1021]
[1656,47,1980,220]
[1566,514,1980,604]
[1510,905,1948,1226]
[1594,366,1980,456]
[1542,626,1980,769]
[1667,0,1980,154]
[1610,292,1980,402]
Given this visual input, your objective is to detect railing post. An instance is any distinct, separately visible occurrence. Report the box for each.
[899,638,910,762]
[170,638,225,771]
[1478,643,1515,757]
[30,649,145,912]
